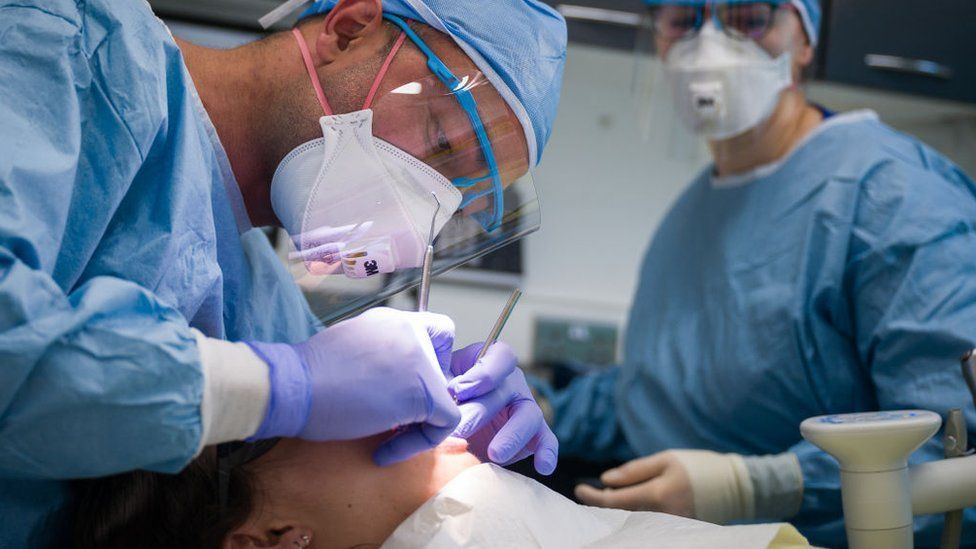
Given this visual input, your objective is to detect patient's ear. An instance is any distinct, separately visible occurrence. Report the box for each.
[223,524,314,548]
[315,0,385,64]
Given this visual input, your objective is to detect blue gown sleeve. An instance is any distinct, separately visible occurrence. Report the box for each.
[542,367,636,462]
[0,6,204,479]
[789,160,976,546]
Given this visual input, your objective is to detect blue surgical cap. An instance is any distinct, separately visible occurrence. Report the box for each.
[642,0,821,47]
[790,0,821,46]
[302,0,568,167]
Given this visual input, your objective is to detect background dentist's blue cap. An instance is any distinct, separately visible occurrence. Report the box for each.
[788,0,820,46]
[302,0,568,167]
[642,0,821,47]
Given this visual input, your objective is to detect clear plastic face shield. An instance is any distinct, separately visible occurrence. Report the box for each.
[272,14,540,323]
[634,1,801,158]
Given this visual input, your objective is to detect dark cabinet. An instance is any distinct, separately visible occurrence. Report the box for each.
[542,1,644,51]
[818,0,974,103]
[150,0,293,30]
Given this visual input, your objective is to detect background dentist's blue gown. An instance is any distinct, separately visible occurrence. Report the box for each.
[550,111,976,548]
[0,0,317,545]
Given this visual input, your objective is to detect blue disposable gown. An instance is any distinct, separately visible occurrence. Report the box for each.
[549,111,976,548]
[0,0,317,544]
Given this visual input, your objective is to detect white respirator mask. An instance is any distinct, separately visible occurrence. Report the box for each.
[664,23,792,140]
[271,109,461,279]
[269,27,464,279]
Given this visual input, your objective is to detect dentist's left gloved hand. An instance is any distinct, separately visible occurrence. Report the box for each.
[448,342,559,475]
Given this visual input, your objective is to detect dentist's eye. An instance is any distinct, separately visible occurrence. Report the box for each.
[436,132,453,153]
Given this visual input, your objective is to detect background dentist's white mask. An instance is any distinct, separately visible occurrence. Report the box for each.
[664,23,792,140]
[271,110,461,279]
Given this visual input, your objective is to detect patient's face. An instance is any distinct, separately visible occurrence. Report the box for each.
[230,435,480,548]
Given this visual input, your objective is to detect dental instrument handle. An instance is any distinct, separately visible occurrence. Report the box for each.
[417,192,441,313]
[474,288,522,364]
[418,245,434,312]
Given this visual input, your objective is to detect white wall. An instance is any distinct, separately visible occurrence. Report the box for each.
[430,43,976,362]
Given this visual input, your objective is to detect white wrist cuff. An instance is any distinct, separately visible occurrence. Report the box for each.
[193,330,271,452]
[743,452,804,520]
[672,450,755,525]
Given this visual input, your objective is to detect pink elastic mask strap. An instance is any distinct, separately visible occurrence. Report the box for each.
[292,28,333,116]
[362,31,407,110]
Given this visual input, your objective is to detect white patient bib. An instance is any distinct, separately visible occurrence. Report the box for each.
[382,463,808,548]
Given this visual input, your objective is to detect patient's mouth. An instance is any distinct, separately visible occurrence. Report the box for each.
[438,436,469,454]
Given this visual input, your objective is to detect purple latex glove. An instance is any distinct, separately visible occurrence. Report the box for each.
[448,342,559,475]
[247,307,459,466]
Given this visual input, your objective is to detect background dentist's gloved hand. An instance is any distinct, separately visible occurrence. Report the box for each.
[448,342,559,475]
[574,450,755,524]
[246,307,459,466]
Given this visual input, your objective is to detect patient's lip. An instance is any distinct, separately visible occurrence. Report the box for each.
[439,436,469,453]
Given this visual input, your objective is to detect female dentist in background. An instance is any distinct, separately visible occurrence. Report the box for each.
[542,0,976,546]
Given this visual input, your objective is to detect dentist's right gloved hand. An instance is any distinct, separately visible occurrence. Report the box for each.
[245,307,460,466]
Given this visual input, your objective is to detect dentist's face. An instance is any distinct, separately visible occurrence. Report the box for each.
[366,24,530,196]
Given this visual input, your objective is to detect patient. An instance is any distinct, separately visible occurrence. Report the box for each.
[67,436,810,549]
[220,435,479,548]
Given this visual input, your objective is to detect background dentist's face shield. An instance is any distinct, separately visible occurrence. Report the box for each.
[280,14,539,324]
[632,0,798,158]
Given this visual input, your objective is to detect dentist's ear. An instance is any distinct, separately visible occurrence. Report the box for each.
[315,0,385,64]
[789,11,815,82]
[793,38,814,76]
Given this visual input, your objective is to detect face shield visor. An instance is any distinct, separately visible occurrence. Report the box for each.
[633,1,800,157]
[272,14,539,323]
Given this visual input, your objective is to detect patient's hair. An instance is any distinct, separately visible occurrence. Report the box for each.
[64,449,256,549]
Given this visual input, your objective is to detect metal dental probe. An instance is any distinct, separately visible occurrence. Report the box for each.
[417,192,441,313]
[473,288,523,364]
